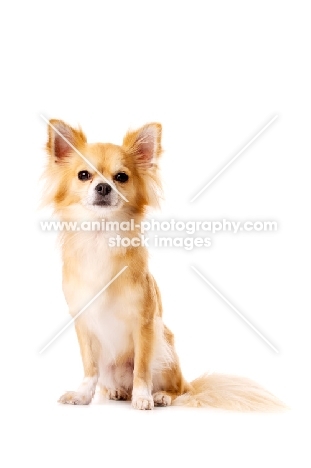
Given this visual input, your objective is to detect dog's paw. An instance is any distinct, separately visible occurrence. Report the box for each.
[153,392,172,407]
[107,388,129,401]
[58,391,92,405]
[132,395,154,410]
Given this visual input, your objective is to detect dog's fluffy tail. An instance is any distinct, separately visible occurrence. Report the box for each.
[172,373,287,411]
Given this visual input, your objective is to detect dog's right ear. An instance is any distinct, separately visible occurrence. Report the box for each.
[46,120,86,161]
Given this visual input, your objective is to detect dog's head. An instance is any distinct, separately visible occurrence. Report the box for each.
[43,120,162,220]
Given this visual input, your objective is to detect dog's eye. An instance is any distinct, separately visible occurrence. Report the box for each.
[114,172,129,183]
[78,170,91,181]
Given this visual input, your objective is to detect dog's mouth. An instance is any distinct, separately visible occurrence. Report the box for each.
[90,197,120,210]
[93,200,112,206]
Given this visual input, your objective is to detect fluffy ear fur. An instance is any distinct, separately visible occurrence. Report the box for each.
[46,119,86,161]
[122,123,162,169]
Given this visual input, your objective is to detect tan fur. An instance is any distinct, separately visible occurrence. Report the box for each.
[173,374,286,411]
[43,120,286,411]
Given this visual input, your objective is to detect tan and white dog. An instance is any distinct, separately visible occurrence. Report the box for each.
[43,120,285,411]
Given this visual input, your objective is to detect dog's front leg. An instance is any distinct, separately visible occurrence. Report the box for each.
[58,320,99,405]
[132,315,155,410]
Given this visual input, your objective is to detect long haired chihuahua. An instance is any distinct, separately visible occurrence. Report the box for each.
[43,120,285,410]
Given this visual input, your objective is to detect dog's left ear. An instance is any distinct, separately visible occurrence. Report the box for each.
[122,123,162,169]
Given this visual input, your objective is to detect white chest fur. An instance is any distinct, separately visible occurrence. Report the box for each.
[83,301,134,364]
[63,232,122,310]
[63,231,136,363]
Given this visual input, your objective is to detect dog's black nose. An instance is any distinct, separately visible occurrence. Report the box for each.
[95,183,112,196]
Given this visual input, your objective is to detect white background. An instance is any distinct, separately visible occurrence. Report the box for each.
[1,1,310,466]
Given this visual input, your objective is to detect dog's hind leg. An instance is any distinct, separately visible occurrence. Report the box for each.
[152,326,190,407]
[99,361,134,401]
